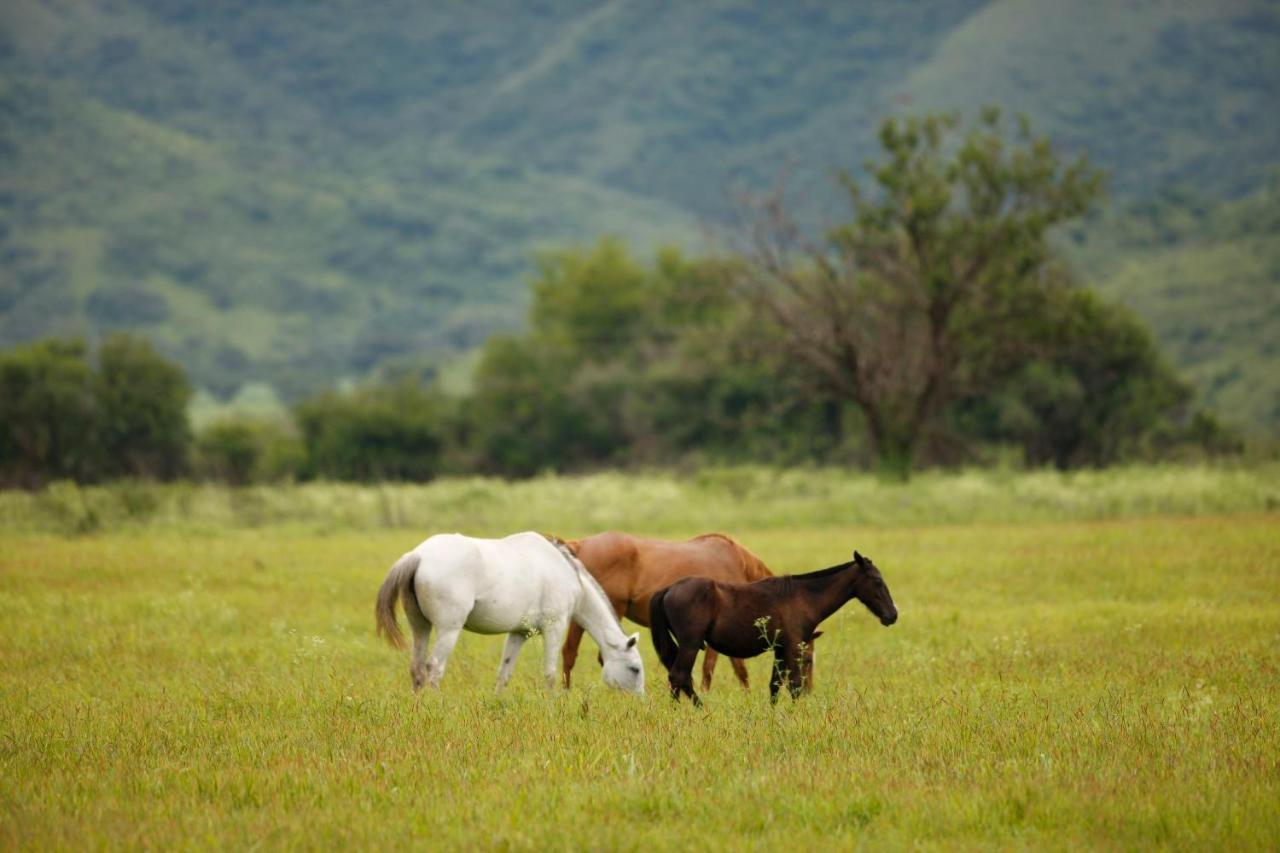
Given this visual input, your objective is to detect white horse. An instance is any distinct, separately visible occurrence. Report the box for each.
[375,531,645,694]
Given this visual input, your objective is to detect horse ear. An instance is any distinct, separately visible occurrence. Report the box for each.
[853,551,864,564]
[811,630,824,640]
[625,633,639,650]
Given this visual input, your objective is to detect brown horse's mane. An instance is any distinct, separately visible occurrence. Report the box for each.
[788,559,856,581]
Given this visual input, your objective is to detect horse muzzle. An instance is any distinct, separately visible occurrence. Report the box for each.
[880,611,898,626]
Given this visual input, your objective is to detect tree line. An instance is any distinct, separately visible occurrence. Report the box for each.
[0,111,1241,488]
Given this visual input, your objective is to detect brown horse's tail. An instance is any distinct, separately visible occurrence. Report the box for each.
[649,586,679,670]
[375,552,423,650]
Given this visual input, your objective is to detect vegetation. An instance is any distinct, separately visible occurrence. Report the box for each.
[733,110,1110,474]
[293,383,451,482]
[2,107,1238,484]
[1,1,1276,415]
[2,504,1276,847]
[465,237,1224,476]
[0,204,1241,486]
[0,334,190,487]
[2,464,1276,538]
[1067,177,1280,435]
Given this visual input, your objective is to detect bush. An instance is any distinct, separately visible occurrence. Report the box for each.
[195,418,305,485]
[294,382,450,482]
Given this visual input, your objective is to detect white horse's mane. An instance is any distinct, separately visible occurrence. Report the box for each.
[549,539,624,632]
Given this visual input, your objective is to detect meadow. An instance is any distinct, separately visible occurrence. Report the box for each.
[1,466,1278,849]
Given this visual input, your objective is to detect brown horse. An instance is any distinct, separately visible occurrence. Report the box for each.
[559,532,778,691]
[649,551,897,705]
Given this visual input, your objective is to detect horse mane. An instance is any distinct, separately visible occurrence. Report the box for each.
[789,559,856,581]
[548,538,624,632]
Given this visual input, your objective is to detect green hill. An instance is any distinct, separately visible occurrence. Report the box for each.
[1067,179,1280,434]
[900,0,1280,198]
[1,0,1277,428]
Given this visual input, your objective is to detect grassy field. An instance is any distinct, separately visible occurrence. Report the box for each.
[3,463,1277,536]
[1,474,1278,848]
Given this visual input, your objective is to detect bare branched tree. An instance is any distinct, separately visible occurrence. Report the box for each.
[728,109,1105,476]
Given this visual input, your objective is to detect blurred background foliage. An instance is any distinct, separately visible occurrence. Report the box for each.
[0,1,1276,484]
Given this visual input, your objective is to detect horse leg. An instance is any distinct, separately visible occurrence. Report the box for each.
[406,604,433,692]
[495,632,529,693]
[410,620,432,692]
[540,619,569,690]
[701,649,749,691]
[769,642,806,701]
[769,645,787,704]
[669,644,702,707]
[785,643,806,699]
[700,648,718,692]
[426,624,463,689]
[561,620,585,689]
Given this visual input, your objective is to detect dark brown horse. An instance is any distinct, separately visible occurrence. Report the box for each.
[649,551,897,705]
[559,532,777,691]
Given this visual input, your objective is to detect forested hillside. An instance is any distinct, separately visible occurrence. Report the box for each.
[1074,179,1280,431]
[1,0,1277,430]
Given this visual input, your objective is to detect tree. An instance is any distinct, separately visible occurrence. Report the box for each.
[465,240,852,476]
[956,289,1196,468]
[94,333,192,480]
[731,109,1105,476]
[0,339,97,487]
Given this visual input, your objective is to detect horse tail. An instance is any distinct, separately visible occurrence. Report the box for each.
[375,552,423,650]
[648,586,679,669]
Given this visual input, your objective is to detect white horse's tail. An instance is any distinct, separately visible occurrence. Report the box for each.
[375,552,423,650]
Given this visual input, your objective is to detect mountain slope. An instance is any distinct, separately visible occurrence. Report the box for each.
[0,0,1277,425]
[900,0,1280,197]
[1068,180,1280,434]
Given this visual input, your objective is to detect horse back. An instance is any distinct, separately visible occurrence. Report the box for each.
[665,576,775,659]
[636,533,771,584]
[413,531,569,597]
[574,531,773,624]
[691,533,774,581]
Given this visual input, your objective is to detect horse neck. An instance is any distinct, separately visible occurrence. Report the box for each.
[795,567,860,624]
[571,570,627,655]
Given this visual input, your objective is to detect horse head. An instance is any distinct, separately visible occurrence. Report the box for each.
[600,632,645,694]
[851,551,898,626]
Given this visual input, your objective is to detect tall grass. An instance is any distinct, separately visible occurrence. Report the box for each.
[1,516,1277,848]
[2,462,1277,536]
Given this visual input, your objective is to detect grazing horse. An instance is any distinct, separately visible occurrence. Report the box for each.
[375,532,644,694]
[650,551,897,705]
[559,532,781,691]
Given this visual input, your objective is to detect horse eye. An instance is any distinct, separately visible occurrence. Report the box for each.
[628,665,641,675]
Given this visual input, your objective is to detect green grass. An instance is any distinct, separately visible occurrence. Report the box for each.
[2,463,1278,537]
[1,475,1278,847]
